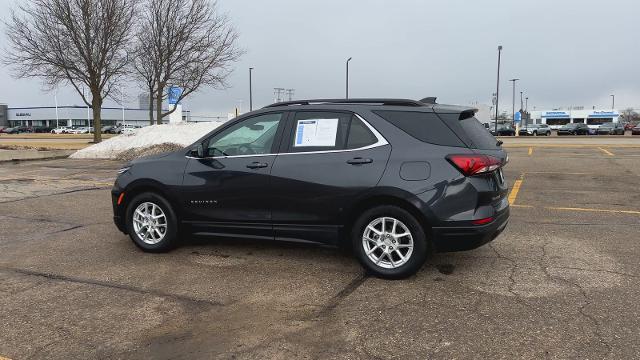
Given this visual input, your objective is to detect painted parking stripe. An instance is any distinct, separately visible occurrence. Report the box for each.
[528,147,533,156]
[508,174,524,205]
[546,206,640,215]
[0,355,13,360]
[598,147,614,156]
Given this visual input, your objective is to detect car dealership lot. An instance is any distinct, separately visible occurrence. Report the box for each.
[1,139,640,359]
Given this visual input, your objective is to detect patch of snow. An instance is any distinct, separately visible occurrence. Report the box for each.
[71,122,225,159]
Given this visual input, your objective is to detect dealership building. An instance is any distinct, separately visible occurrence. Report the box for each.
[4,105,192,128]
[529,109,620,128]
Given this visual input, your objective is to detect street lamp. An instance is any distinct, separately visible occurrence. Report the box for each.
[610,94,615,110]
[249,67,254,111]
[494,46,502,135]
[525,97,529,112]
[509,78,520,127]
[346,57,352,99]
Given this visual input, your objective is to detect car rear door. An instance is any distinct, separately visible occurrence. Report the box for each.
[269,111,391,244]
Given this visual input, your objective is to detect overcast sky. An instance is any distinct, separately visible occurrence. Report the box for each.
[1,0,638,116]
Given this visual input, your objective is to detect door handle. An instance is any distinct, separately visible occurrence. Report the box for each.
[347,157,373,165]
[246,162,269,169]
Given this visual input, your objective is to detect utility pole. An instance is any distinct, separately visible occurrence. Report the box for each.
[610,94,615,110]
[525,97,529,112]
[54,93,59,129]
[249,67,254,111]
[286,89,295,101]
[494,46,502,134]
[346,57,352,99]
[273,88,285,103]
[509,78,519,127]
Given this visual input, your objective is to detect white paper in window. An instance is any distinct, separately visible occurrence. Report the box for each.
[294,118,339,147]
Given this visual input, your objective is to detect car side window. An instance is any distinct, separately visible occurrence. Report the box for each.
[206,113,282,157]
[346,116,378,149]
[288,111,351,152]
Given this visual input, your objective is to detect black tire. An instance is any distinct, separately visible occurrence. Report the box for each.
[125,192,179,252]
[352,205,428,279]
[533,131,537,136]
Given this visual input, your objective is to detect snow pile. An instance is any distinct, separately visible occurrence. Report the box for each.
[71,122,225,159]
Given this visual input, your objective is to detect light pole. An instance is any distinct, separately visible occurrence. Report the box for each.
[509,78,519,127]
[610,94,615,110]
[54,93,59,129]
[346,57,352,99]
[249,67,254,111]
[525,97,529,112]
[494,46,502,135]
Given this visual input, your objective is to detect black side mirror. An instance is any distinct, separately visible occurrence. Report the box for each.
[190,144,204,158]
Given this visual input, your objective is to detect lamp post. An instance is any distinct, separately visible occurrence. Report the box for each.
[610,94,615,110]
[346,57,352,99]
[509,78,520,127]
[494,46,502,135]
[525,97,529,112]
[249,67,254,111]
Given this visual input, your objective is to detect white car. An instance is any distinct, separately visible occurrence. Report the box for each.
[121,124,143,134]
[51,127,71,134]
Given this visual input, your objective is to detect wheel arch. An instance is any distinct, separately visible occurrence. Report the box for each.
[120,179,179,216]
[344,192,433,242]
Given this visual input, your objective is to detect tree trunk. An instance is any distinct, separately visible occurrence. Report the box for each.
[148,89,155,125]
[156,83,163,125]
[92,95,103,143]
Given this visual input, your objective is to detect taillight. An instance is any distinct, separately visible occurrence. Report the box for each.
[446,154,503,176]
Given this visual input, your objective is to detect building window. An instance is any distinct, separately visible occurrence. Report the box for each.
[587,118,613,125]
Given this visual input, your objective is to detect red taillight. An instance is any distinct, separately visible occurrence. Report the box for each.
[446,154,503,176]
[472,217,494,225]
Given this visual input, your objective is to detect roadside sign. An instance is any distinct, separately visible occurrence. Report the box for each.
[168,86,183,105]
[514,111,522,123]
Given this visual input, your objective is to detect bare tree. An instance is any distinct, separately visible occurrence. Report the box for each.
[4,0,137,142]
[136,0,243,124]
[132,26,158,125]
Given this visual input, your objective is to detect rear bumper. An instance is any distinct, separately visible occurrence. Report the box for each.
[431,207,510,252]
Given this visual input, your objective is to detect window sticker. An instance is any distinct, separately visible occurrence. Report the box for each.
[294,118,339,147]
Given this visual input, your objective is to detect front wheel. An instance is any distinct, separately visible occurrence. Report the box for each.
[126,192,180,252]
[352,206,428,279]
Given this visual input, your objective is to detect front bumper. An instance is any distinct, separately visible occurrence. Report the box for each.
[431,207,510,252]
[111,189,128,234]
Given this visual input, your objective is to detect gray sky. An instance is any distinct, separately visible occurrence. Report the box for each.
[1,0,638,115]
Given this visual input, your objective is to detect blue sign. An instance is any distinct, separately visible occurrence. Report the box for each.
[168,86,183,105]
[514,111,522,123]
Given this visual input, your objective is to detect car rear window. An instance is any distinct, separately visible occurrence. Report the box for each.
[459,117,500,150]
[373,110,464,147]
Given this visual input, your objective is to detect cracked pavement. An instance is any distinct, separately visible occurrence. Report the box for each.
[1,145,640,359]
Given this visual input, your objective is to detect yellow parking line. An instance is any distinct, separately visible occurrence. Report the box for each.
[528,147,533,156]
[598,147,614,156]
[510,204,534,208]
[508,175,524,205]
[546,206,640,215]
[1,355,13,360]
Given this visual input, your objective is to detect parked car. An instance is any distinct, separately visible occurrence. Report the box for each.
[490,124,515,136]
[624,123,637,131]
[596,122,625,135]
[121,124,143,134]
[101,125,115,133]
[111,98,510,279]
[0,126,7,133]
[33,127,53,133]
[51,127,71,134]
[15,126,34,133]
[632,124,640,135]
[2,127,20,134]
[557,123,590,135]
[518,124,551,136]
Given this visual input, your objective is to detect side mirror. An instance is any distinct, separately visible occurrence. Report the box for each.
[190,144,204,158]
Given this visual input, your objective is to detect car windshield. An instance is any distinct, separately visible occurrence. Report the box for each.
[601,123,614,127]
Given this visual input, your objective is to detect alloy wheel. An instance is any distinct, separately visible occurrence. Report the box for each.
[362,217,414,269]
[132,202,168,245]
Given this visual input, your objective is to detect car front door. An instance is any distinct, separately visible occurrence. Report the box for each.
[269,111,391,244]
[181,112,287,240]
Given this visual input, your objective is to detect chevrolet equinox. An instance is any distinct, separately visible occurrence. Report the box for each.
[112,98,510,279]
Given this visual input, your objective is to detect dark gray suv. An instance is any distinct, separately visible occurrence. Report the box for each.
[112,98,510,279]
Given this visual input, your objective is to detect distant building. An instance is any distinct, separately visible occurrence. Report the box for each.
[6,105,191,128]
[138,93,155,111]
[530,109,620,129]
[0,104,8,127]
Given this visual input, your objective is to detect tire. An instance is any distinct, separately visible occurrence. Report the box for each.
[533,131,537,136]
[352,205,428,279]
[125,192,180,252]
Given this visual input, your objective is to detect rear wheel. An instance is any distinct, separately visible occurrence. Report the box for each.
[352,206,428,279]
[126,192,179,252]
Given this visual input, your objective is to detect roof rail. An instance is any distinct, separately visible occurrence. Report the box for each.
[263,98,426,108]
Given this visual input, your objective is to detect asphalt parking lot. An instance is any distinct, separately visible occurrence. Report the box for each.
[1,139,640,359]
